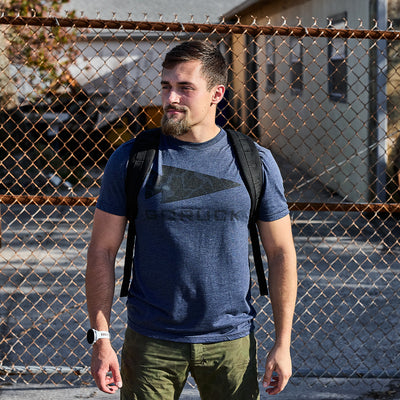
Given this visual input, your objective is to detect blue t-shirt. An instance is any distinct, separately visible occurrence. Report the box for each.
[97,129,289,343]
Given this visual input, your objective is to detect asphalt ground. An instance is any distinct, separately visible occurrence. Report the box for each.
[2,378,400,399]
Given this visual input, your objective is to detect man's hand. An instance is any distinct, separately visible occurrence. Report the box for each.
[262,344,292,395]
[91,340,123,394]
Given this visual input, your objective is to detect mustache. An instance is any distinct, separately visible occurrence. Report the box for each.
[164,105,188,112]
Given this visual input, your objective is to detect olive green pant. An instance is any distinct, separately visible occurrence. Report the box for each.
[120,328,259,400]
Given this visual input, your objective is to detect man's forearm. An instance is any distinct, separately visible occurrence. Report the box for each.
[268,250,297,346]
[86,246,116,330]
[86,209,126,331]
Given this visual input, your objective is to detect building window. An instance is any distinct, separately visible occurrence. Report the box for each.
[266,39,276,93]
[290,37,303,94]
[328,15,347,102]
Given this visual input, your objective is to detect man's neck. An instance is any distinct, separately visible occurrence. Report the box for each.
[176,124,221,143]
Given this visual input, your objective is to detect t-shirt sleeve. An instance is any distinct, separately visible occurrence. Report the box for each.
[256,145,290,222]
[96,140,133,216]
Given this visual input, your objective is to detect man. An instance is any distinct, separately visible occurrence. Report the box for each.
[86,40,297,399]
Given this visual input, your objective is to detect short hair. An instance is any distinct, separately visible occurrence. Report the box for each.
[162,40,228,90]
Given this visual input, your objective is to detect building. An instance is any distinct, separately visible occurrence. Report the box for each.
[224,0,397,203]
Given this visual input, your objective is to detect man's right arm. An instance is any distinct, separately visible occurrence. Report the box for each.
[86,208,127,393]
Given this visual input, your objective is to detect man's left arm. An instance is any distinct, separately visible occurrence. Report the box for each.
[257,214,297,395]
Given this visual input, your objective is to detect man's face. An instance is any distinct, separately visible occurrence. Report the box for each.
[160,60,217,138]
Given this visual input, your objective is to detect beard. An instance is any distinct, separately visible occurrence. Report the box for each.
[161,107,191,137]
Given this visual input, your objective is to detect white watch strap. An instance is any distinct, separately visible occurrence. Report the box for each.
[95,330,110,342]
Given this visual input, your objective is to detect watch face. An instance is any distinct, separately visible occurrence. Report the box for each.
[87,329,95,344]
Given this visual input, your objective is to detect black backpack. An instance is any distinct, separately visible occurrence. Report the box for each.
[120,128,268,297]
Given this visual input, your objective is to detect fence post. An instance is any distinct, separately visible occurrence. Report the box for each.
[375,0,388,202]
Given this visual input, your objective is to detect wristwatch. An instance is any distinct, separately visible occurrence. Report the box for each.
[87,328,110,345]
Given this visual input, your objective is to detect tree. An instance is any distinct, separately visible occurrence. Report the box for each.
[3,0,78,103]
[0,1,80,194]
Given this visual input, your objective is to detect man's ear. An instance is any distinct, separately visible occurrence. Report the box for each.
[211,85,226,105]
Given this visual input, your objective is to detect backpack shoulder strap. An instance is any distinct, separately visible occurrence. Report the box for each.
[226,129,268,296]
[226,130,263,220]
[120,128,161,297]
[125,128,162,222]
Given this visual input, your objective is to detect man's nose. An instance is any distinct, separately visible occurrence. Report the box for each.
[168,89,180,104]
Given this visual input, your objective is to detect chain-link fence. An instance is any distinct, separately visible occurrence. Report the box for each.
[0,14,400,393]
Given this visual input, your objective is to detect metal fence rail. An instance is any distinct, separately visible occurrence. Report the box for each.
[0,15,399,393]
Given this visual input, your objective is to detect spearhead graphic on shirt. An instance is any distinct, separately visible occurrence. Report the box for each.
[145,165,240,203]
